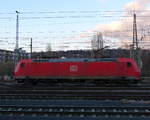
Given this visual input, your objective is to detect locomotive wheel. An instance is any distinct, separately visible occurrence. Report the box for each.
[30,79,39,85]
[17,79,24,84]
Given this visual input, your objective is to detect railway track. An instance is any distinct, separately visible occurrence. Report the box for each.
[1,94,150,100]
[1,82,150,90]
[2,86,148,90]
[0,105,150,118]
[0,83,150,119]
[0,89,150,100]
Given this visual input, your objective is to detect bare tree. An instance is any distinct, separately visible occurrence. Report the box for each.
[46,43,52,52]
[91,32,104,50]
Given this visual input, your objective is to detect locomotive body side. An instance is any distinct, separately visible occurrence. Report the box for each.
[14,58,141,83]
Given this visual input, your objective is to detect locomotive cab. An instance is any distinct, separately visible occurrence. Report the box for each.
[118,58,141,82]
[14,59,32,83]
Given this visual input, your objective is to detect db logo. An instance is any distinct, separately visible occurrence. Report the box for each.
[70,65,78,72]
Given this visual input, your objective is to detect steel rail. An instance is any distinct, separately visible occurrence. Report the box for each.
[0,105,150,117]
[0,94,150,100]
[2,85,150,90]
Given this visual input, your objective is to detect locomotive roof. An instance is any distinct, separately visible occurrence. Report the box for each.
[32,58,117,62]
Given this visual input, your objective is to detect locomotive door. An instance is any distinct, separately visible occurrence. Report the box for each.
[117,62,127,77]
[23,62,32,77]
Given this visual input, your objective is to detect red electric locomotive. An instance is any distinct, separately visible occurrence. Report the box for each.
[14,58,141,84]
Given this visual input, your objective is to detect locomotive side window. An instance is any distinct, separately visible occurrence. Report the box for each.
[20,63,25,68]
[127,62,132,67]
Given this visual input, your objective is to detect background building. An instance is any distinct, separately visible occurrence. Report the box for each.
[0,49,29,63]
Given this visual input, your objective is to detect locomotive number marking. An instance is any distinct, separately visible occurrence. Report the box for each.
[70,65,78,72]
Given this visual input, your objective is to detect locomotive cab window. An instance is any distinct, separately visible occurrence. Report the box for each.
[127,62,132,67]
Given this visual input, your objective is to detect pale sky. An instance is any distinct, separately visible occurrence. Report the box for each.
[0,0,150,51]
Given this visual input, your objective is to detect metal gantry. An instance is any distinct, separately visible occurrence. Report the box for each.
[131,13,142,69]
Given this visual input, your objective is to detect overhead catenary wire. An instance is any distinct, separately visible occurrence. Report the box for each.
[0,10,150,52]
